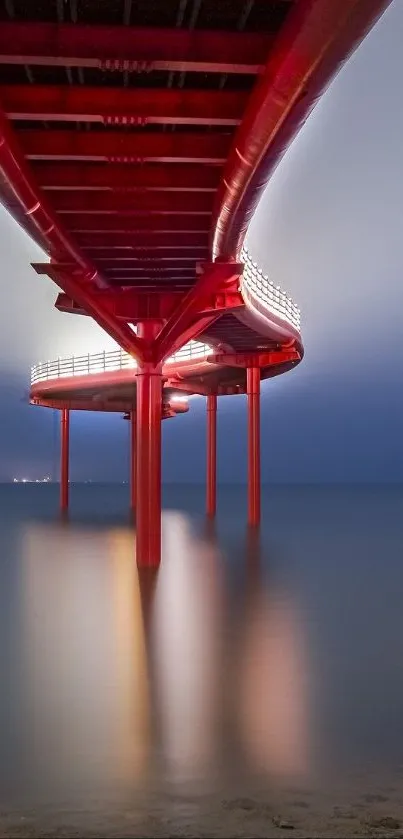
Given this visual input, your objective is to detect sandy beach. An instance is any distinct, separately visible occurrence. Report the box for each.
[1,773,403,838]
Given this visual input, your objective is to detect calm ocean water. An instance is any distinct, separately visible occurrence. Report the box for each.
[1,482,403,812]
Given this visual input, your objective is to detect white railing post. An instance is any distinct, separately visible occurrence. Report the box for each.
[31,340,213,385]
[241,246,300,332]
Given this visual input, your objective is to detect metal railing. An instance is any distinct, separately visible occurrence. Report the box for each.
[241,246,301,331]
[31,254,300,386]
[31,340,211,385]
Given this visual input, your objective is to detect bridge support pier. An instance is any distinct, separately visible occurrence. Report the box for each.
[206,394,217,517]
[135,321,163,567]
[60,407,70,511]
[130,409,136,510]
[247,367,261,527]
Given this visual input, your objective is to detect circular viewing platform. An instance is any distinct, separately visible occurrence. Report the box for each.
[30,249,302,414]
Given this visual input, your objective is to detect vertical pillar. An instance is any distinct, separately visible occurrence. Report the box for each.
[136,320,163,567]
[247,367,260,526]
[206,393,217,517]
[130,409,136,510]
[60,407,70,511]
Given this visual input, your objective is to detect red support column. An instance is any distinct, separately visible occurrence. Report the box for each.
[135,320,163,567]
[60,407,70,511]
[130,409,136,510]
[247,367,260,527]
[206,393,217,517]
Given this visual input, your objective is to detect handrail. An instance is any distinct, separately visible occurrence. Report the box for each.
[31,339,211,385]
[31,255,301,385]
[241,246,300,332]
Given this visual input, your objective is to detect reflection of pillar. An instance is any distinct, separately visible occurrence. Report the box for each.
[60,408,70,511]
[136,321,162,567]
[130,410,136,510]
[237,588,309,778]
[21,524,151,787]
[247,367,260,526]
[152,513,223,781]
[206,394,217,517]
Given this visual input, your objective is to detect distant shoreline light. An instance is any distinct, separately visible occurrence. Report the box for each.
[13,476,51,484]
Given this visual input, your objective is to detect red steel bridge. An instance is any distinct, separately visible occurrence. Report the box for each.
[0,0,391,565]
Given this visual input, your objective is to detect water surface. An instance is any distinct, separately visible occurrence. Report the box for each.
[0,483,403,832]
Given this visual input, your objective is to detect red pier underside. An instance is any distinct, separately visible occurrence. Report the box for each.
[0,0,391,564]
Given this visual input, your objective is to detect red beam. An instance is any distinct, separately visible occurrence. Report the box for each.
[104,267,195,276]
[153,261,242,362]
[55,289,183,320]
[0,22,270,74]
[93,252,203,262]
[95,259,196,271]
[0,108,104,286]
[32,396,139,413]
[106,281,193,290]
[2,85,247,126]
[66,215,209,232]
[34,162,221,192]
[32,262,144,359]
[105,279,195,289]
[208,349,300,367]
[19,129,231,163]
[106,284,193,291]
[53,190,213,214]
[166,378,211,397]
[76,232,209,248]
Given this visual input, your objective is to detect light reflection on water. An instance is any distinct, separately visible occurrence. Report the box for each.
[4,511,310,801]
[1,484,403,808]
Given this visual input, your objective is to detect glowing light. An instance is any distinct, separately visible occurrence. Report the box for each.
[31,340,212,385]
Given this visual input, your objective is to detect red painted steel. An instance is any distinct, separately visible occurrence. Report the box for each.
[20,129,231,164]
[0,0,391,541]
[76,232,209,249]
[247,367,260,527]
[53,191,213,215]
[105,268,196,279]
[206,394,217,518]
[130,410,136,511]
[34,163,221,192]
[0,111,105,287]
[95,259,198,271]
[136,321,163,567]
[32,263,144,358]
[60,407,70,511]
[0,22,269,74]
[82,249,208,261]
[67,216,210,233]
[2,85,247,126]
[212,0,393,259]
[153,262,242,363]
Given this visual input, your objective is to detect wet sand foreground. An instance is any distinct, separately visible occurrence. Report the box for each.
[2,774,403,839]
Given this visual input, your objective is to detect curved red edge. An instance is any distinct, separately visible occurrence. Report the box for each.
[0,110,105,287]
[212,0,392,260]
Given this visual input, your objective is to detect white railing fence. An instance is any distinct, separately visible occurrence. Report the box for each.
[241,246,300,331]
[31,254,300,385]
[31,340,211,385]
